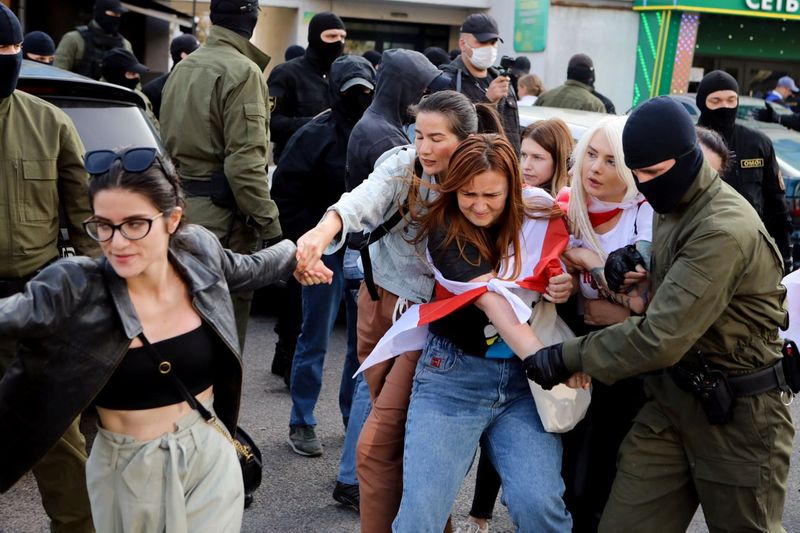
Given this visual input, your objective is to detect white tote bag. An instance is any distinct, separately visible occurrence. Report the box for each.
[527,300,591,433]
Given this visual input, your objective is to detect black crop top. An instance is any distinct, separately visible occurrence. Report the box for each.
[94,322,219,410]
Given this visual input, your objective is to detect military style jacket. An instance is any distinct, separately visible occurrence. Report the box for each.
[160,25,281,240]
[53,20,132,79]
[535,80,607,113]
[0,226,297,492]
[563,163,787,383]
[0,90,98,278]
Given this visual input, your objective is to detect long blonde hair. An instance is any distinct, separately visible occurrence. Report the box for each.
[568,116,636,259]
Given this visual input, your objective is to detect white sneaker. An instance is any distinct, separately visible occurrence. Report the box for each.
[454,519,489,533]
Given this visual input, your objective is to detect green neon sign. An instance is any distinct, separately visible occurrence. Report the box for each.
[634,0,800,20]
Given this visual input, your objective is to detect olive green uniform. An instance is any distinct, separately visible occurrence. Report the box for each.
[160,25,281,347]
[534,79,606,112]
[562,162,794,532]
[0,90,99,532]
[53,20,132,75]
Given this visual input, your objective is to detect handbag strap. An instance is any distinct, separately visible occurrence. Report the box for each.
[135,333,255,461]
[136,332,214,421]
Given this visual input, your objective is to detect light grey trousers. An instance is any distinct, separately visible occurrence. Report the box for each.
[86,399,244,533]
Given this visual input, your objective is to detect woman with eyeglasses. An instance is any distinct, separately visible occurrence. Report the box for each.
[0,147,331,532]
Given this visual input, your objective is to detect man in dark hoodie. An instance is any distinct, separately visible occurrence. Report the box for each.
[54,0,131,79]
[267,11,346,163]
[696,70,792,273]
[345,48,446,190]
[271,55,376,510]
[142,33,199,119]
[267,12,346,379]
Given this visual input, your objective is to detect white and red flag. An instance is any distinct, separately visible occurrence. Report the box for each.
[355,188,570,375]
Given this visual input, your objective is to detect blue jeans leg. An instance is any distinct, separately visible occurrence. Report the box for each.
[337,374,372,485]
[289,252,344,428]
[483,366,572,532]
[392,334,572,533]
[338,279,361,424]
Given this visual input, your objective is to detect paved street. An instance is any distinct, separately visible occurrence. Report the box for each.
[1,313,799,532]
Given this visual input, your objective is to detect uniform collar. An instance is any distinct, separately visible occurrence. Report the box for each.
[671,160,719,214]
[206,25,271,71]
[564,79,594,92]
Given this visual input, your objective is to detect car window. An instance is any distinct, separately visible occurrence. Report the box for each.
[773,138,800,176]
[47,98,161,152]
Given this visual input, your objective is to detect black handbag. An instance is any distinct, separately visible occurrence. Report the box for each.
[137,333,263,506]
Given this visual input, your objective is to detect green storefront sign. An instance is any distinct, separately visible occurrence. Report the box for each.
[634,0,800,20]
[514,0,549,52]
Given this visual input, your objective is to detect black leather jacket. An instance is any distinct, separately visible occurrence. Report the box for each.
[0,225,296,492]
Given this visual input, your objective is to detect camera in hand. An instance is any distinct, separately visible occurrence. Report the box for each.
[496,56,515,77]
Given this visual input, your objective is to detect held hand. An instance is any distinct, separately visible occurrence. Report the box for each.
[296,227,332,273]
[543,272,574,303]
[583,298,630,326]
[486,76,510,103]
[566,372,592,390]
[522,343,571,390]
[562,247,603,272]
[293,259,334,286]
[620,264,648,291]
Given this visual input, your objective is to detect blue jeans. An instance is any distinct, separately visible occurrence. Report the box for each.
[289,251,359,427]
[337,373,372,485]
[392,334,572,533]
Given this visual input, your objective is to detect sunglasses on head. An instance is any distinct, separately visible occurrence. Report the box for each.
[84,147,159,176]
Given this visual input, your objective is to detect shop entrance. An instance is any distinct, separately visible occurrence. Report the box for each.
[342,18,450,56]
[693,13,800,95]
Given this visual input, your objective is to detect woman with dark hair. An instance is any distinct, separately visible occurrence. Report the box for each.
[376,134,576,532]
[520,118,574,193]
[696,126,732,176]
[295,91,574,531]
[0,148,330,532]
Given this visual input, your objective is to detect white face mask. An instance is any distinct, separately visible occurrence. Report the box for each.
[468,43,497,70]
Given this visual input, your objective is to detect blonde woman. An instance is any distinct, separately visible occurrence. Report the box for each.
[558,115,652,532]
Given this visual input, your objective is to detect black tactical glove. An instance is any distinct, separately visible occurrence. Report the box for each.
[604,245,647,293]
[522,343,571,390]
[755,101,777,124]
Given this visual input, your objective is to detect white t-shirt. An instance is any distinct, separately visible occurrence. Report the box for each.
[578,200,654,300]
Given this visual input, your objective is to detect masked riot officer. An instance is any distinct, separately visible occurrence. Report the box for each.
[160,0,281,361]
[54,0,132,79]
[696,70,793,273]
[0,5,99,531]
[266,11,346,381]
[525,96,794,533]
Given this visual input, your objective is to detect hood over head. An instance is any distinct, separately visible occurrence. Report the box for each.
[370,48,443,127]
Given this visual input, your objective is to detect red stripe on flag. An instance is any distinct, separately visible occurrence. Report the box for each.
[517,216,569,292]
[418,285,488,325]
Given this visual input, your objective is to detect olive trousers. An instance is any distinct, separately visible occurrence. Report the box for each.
[600,375,794,533]
[0,338,94,533]
[184,197,259,350]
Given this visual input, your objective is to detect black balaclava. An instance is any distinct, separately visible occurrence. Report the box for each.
[567,53,595,87]
[696,70,739,142]
[0,4,23,99]
[170,34,199,65]
[210,0,260,40]
[340,86,373,121]
[23,31,55,59]
[623,96,705,214]
[306,12,345,72]
[94,0,124,35]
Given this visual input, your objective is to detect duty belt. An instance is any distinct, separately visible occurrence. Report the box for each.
[669,360,788,397]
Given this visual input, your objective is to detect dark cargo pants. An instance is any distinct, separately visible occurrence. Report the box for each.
[600,375,794,533]
[0,338,94,533]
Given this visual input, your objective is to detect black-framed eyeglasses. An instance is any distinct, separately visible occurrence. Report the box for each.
[84,147,158,176]
[83,213,165,242]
